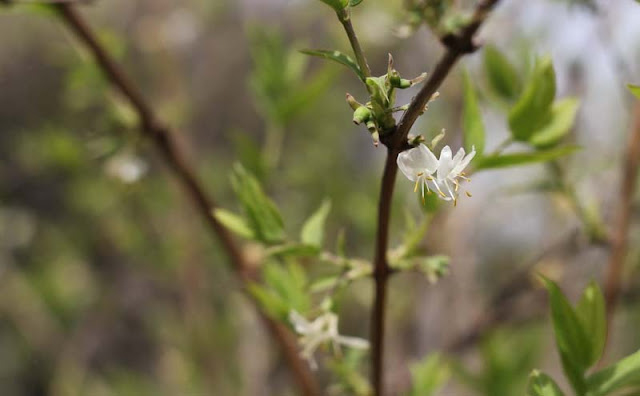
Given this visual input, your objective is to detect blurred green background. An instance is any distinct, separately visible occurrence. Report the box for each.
[1,0,640,395]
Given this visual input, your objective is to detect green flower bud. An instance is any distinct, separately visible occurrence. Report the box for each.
[346,93,363,111]
[353,106,372,125]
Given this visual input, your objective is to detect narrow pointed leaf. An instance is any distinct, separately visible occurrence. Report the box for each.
[212,209,255,239]
[586,349,640,396]
[484,45,521,100]
[300,200,332,248]
[350,0,364,6]
[409,353,450,396]
[462,69,485,155]
[509,56,556,141]
[474,146,579,170]
[575,280,606,367]
[529,98,580,149]
[541,276,590,394]
[300,49,365,81]
[526,371,565,396]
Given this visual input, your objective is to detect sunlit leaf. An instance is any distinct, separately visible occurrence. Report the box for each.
[628,84,640,99]
[300,199,332,248]
[474,146,579,170]
[586,349,640,396]
[212,209,255,240]
[300,49,365,81]
[509,56,556,141]
[462,69,485,156]
[484,45,521,100]
[526,371,565,396]
[529,98,580,149]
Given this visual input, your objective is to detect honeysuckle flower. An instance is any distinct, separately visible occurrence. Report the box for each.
[289,310,369,370]
[397,143,475,204]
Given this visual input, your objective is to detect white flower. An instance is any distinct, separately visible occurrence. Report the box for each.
[289,310,369,370]
[397,143,475,204]
[105,153,148,184]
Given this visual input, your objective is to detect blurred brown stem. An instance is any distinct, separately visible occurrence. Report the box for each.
[53,5,319,395]
[603,101,640,346]
[370,1,500,395]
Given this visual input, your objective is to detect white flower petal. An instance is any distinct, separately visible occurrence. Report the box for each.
[452,147,476,175]
[289,310,311,334]
[397,144,438,181]
[437,145,454,181]
[335,335,370,349]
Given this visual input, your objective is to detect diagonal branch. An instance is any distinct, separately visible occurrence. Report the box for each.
[53,5,319,395]
[603,101,640,345]
[370,1,501,395]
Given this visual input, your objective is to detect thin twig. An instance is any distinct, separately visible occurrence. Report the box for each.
[603,101,640,344]
[53,5,319,395]
[370,1,501,394]
[338,8,371,78]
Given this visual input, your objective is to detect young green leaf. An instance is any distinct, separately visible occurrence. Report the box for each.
[575,280,606,367]
[462,69,486,156]
[266,243,320,258]
[628,84,640,99]
[541,276,590,394]
[474,146,579,170]
[586,348,640,396]
[409,353,450,396]
[509,56,556,141]
[528,98,580,149]
[300,200,332,248]
[212,208,255,240]
[484,45,521,100]
[350,0,364,6]
[230,164,285,244]
[526,370,565,396]
[318,0,349,12]
[300,49,365,81]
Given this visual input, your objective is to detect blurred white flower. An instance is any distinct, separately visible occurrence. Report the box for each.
[397,143,475,204]
[105,153,148,184]
[289,310,369,370]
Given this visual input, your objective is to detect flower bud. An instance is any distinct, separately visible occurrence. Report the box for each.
[346,93,363,111]
[353,106,372,125]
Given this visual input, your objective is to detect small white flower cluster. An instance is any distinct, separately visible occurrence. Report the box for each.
[397,143,475,205]
[289,310,369,370]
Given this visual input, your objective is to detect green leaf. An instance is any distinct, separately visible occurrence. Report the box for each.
[509,56,556,141]
[266,243,320,258]
[541,276,590,394]
[529,98,580,149]
[300,49,365,81]
[484,45,521,100]
[300,199,332,248]
[230,164,285,244]
[318,0,349,12]
[462,69,486,156]
[586,349,640,396]
[628,84,640,99]
[212,209,255,239]
[350,0,364,6]
[575,280,606,367]
[474,146,579,170]
[409,353,450,396]
[526,370,565,396]
[248,282,289,320]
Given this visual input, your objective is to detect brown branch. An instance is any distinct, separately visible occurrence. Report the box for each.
[603,101,640,342]
[370,1,501,395]
[53,5,319,395]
